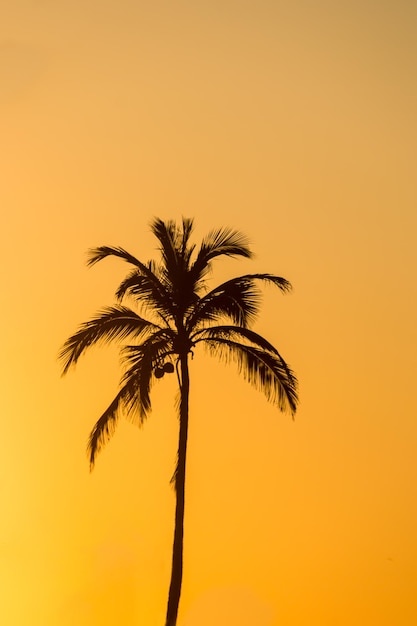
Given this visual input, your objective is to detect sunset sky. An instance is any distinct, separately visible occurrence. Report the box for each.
[1,1,417,624]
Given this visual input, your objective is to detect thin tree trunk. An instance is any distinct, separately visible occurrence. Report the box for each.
[165,353,190,626]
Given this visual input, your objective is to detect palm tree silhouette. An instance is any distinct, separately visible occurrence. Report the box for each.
[59,217,298,626]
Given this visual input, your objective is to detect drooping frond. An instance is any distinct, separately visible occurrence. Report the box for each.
[246,273,292,293]
[121,328,176,418]
[186,277,259,330]
[87,246,174,318]
[116,268,150,301]
[192,325,279,354]
[197,335,298,415]
[115,266,175,324]
[87,387,127,470]
[59,306,159,374]
[190,226,252,284]
[119,349,153,419]
[186,274,292,331]
[87,245,144,269]
[198,226,252,263]
[88,330,175,469]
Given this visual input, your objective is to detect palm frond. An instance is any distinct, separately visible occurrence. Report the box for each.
[186,274,291,331]
[150,218,198,313]
[150,218,179,276]
[186,277,260,330]
[88,246,175,319]
[192,325,278,353]
[115,266,175,324]
[115,268,148,301]
[198,336,298,415]
[151,217,195,266]
[180,217,195,265]
[59,306,158,375]
[121,329,175,418]
[88,330,175,469]
[190,226,252,284]
[87,245,144,269]
[199,226,252,262]
[87,388,125,470]
[249,273,293,293]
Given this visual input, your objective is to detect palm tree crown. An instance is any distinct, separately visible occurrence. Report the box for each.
[59,217,298,626]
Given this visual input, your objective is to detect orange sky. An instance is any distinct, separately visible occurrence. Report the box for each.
[1,1,416,624]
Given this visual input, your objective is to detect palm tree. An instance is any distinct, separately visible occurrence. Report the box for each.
[59,217,298,626]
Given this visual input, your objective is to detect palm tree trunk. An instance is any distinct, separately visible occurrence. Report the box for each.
[165,353,190,626]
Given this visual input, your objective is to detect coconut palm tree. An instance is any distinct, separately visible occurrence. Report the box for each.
[59,217,298,626]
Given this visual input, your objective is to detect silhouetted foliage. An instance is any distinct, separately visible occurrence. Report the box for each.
[59,217,298,626]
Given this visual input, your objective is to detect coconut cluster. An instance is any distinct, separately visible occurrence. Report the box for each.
[154,361,175,378]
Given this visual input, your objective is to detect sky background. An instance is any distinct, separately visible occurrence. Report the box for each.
[1,1,416,624]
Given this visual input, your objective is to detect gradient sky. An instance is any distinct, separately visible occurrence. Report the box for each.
[1,1,416,624]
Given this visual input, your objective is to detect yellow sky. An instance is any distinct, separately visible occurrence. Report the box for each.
[1,1,416,624]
